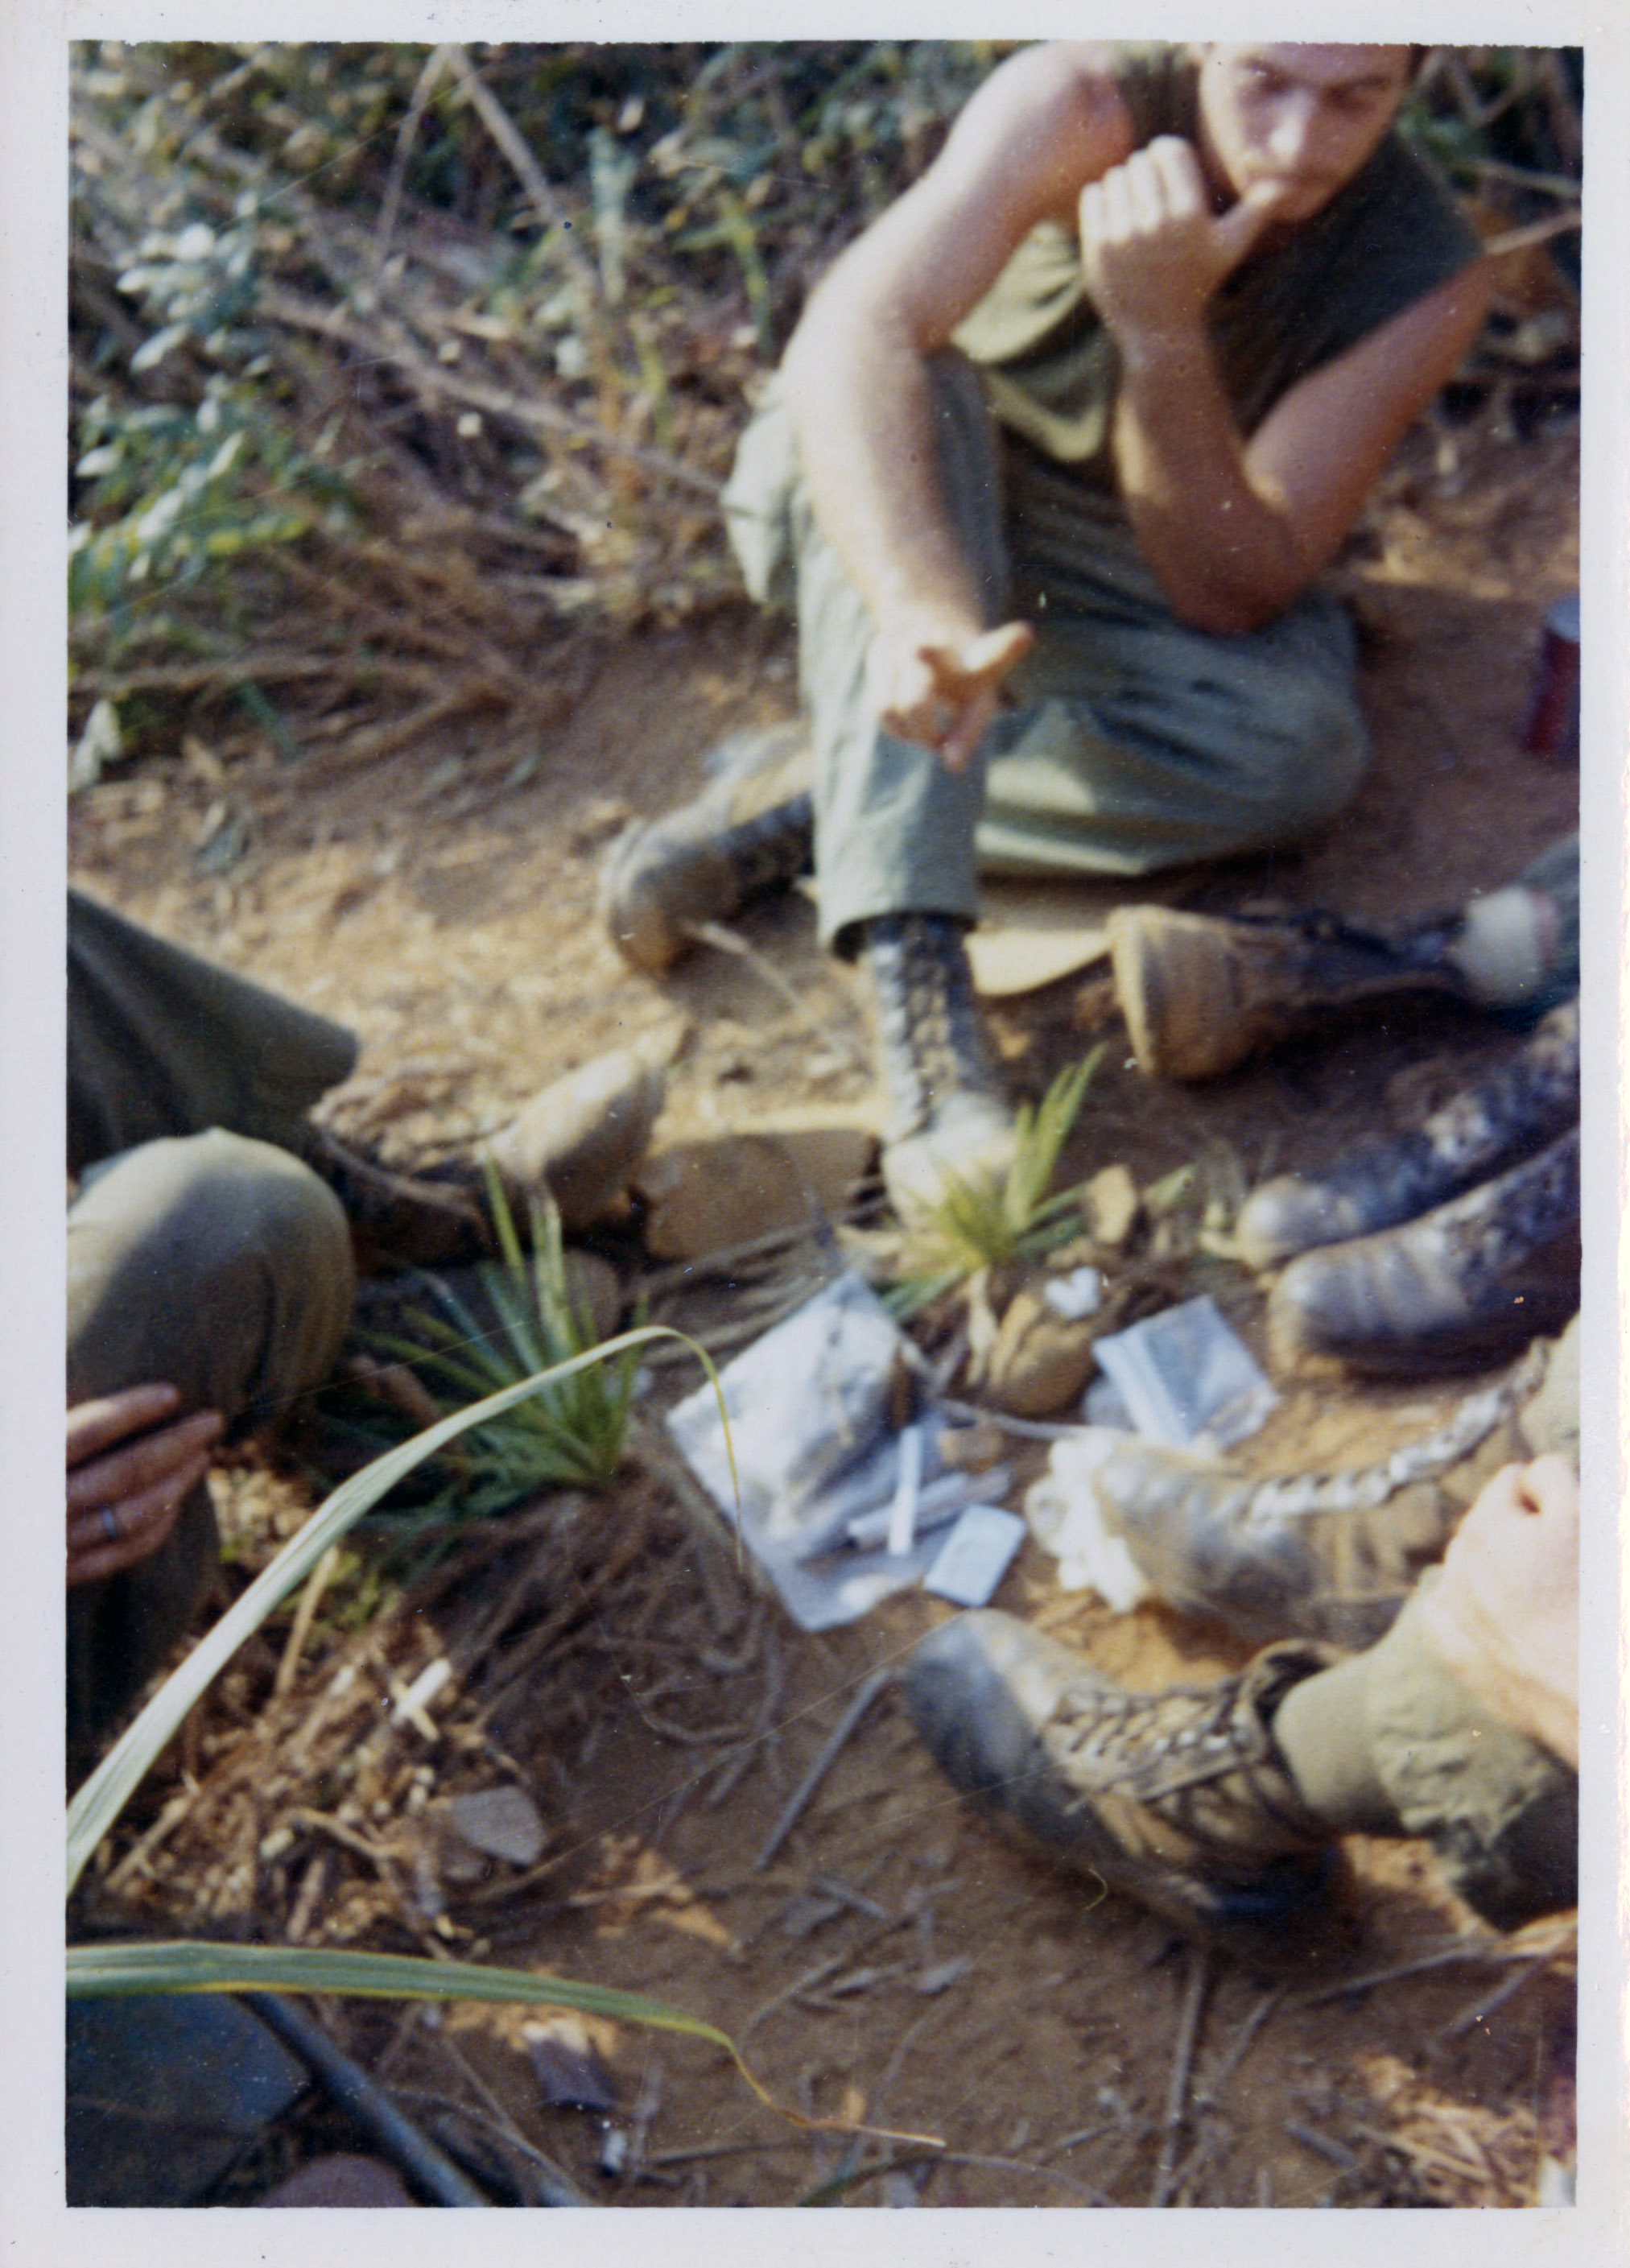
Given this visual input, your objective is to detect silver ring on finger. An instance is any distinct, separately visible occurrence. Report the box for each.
[99,1505,121,1543]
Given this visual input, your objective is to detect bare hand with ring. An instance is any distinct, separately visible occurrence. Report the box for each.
[66,1383,224,1587]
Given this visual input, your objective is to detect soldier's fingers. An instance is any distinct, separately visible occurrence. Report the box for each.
[66,1452,204,1586]
[1147,135,1205,220]
[1211,177,1293,271]
[1124,147,1165,233]
[65,1382,182,1469]
[1100,162,1133,243]
[65,1408,223,1517]
[940,686,1000,773]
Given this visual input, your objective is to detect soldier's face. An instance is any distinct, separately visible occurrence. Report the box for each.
[1193,44,1413,225]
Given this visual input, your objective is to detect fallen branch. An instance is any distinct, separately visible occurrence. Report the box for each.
[1149,1944,1211,2208]
[752,1668,892,1872]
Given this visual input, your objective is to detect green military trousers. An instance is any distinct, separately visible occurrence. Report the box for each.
[68,894,359,1746]
[724,355,1372,951]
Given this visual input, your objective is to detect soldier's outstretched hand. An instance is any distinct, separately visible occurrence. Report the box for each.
[869,616,1034,771]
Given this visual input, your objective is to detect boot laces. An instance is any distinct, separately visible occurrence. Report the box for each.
[863,915,1004,1139]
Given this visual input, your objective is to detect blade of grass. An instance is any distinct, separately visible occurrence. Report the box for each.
[67,1324,732,1897]
[65,1941,945,2151]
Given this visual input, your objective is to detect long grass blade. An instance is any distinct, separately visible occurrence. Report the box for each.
[66,1325,731,1897]
[64,1941,944,2150]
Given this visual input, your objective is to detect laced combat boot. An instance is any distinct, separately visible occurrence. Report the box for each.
[1267,1126,1579,1375]
[1085,1347,1547,1650]
[599,724,815,974]
[1107,903,1475,1081]
[858,913,1017,1220]
[1236,998,1579,1269]
[902,1610,1340,1959]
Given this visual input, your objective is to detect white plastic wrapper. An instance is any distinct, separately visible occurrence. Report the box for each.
[923,1506,1027,1607]
[1088,1294,1276,1452]
[1025,1429,1155,1609]
[666,1272,975,1630]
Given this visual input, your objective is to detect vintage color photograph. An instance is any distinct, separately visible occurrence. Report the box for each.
[60,33,1591,2219]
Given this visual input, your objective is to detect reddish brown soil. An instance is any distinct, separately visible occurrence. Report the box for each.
[68,410,1579,2209]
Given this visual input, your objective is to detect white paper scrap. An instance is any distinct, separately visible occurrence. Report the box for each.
[886,1419,924,1557]
[923,1506,1027,1607]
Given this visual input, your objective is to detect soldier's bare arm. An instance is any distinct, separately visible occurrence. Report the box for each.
[1096,137,1492,633]
[782,43,1133,766]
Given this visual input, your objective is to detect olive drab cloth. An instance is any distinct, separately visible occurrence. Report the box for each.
[68,894,357,1747]
[722,43,1484,947]
[68,888,359,1179]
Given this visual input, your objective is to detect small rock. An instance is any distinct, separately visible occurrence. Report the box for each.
[257,2154,416,2208]
[936,1419,1007,1474]
[442,1785,547,1868]
[635,1122,875,1260]
[1085,1163,1141,1250]
[984,1290,1100,1418]
[526,2015,620,2113]
[485,1036,675,1230]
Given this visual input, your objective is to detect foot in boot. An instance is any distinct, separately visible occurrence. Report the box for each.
[1269,1126,1579,1375]
[1236,1000,1579,1269]
[859,913,1017,1220]
[1108,903,1471,1082]
[902,1610,1339,1957]
[301,1124,490,1270]
[599,725,814,973]
[1087,1355,1541,1648]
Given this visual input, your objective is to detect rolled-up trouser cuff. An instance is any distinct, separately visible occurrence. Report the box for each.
[1273,1577,1577,1930]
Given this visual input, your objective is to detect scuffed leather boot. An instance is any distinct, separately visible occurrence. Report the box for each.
[902,1609,1340,1959]
[1087,1349,1545,1649]
[599,724,814,973]
[1107,903,1472,1081]
[859,914,1017,1220]
[1268,1126,1579,1375]
[1236,998,1579,1269]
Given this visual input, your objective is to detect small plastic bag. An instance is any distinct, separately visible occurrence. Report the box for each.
[1088,1294,1275,1452]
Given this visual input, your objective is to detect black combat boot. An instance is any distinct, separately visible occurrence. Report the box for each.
[1236,998,1578,1269]
[599,724,814,973]
[1267,1126,1579,1375]
[857,913,1017,1219]
[902,1610,1342,1960]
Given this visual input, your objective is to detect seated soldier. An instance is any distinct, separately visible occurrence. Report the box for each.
[603,42,1494,1218]
[65,890,489,1755]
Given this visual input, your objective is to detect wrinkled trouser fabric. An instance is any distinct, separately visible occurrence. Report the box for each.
[1273,1316,1579,1927]
[724,357,1371,950]
[68,1131,354,1745]
[68,887,359,1179]
[67,895,360,1746]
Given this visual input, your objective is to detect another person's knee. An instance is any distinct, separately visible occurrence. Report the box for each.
[68,1129,353,1415]
[1255,681,1369,835]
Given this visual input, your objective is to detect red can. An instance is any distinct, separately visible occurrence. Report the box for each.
[1524,593,1580,765]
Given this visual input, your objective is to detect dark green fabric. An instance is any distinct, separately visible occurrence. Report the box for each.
[68,889,358,1179]
[68,1130,354,1748]
[952,44,1483,474]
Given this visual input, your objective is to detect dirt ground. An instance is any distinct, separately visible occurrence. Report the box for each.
[68,407,1579,2209]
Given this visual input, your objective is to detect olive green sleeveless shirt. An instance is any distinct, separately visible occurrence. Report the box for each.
[951,45,1482,485]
